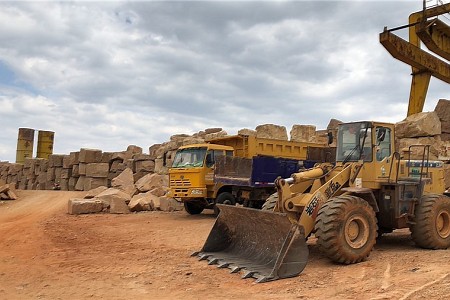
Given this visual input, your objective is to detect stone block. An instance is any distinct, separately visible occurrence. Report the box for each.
[128,192,159,212]
[395,112,441,138]
[68,198,104,215]
[435,99,450,133]
[75,176,86,191]
[69,151,80,165]
[79,163,86,175]
[47,167,55,181]
[61,168,72,179]
[68,177,77,191]
[255,124,288,140]
[159,196,183,212]
[79,148,102,163]
[95,188,131,213]
[85,163,109,178]
[84,186,108,199]
[48,154,64,167]
[237,128,257,137]
[84,177,108,191]
[290,125,317,143]
[135,173,168,193]
[111,168,136,197]
[101,152,114,163]
[72,164,80,177]
[135,160,155,173]
[62,155,72,168]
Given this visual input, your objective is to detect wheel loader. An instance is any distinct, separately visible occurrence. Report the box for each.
[193,121,450,283]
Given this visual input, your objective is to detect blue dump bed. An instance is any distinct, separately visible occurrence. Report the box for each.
[214,155,316,187]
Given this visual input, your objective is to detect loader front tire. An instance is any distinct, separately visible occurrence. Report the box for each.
[184,201,205,215]
[411,194,450,249]
[262,193,278,211]
[315,195,378,264]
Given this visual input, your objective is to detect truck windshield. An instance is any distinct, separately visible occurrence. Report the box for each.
[336,122,372,162]
[172,147,207,168]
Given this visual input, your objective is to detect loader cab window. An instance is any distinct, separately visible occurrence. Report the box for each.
[336,122,373,162]
[375,127,391,161]
[172,147,207,168]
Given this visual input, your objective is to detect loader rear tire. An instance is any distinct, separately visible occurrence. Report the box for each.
[184,201,205,215]
[411,194,450,249]
[315,195,378,264]
[261,193,278,211]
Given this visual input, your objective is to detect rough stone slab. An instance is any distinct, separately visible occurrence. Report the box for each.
[290,125,317,143]
[84,177,108,191]
[159,196,183,212]
[46,167,55,181]
[72,164,80,177]
[75,176,86,191]
[78,163,86,175]
[69,151,80,165]
[135,160,155,173]
[148,144,162,159]
[84,186,109,199]
[182,137,205,146]
[79,148,102,163]
[109,197,131,214]
[126,145,143,156]
[148,186,167,197]
[255,124,288,140]
[237,128,256,137]
[62,155,71,169]
[398,136,442,160]
[101,152,114,163]
[61,168,72,179]
[204,130,228,141]
[395,112,442,138]
[94,188,131,214]
[48,154,65,168]
[111,168,137,197]
[135,173,168,193]
[68,198,104,215]
[133,171,151,183]
[95,188,132,205]
[435,99,450,133]
[85,163,109,178]
[128,192,159,212]
[68,177,77,191]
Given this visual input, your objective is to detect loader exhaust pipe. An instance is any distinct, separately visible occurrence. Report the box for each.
[193,204,309,283]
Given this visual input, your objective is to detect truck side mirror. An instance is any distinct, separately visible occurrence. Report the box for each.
[327,132,333,145]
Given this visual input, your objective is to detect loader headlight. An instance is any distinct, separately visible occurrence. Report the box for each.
[191,189,203,195]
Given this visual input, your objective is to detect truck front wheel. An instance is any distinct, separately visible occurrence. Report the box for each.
[214,192,236,215]
[184,201,205,215]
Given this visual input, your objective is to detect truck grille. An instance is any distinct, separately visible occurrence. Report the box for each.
[170,178,191,187]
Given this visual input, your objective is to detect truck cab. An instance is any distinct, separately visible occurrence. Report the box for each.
[169,144,234,214]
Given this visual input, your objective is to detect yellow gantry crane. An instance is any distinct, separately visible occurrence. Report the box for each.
[380,1,450,116]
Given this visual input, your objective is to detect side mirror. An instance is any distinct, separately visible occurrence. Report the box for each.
[327,132,333,145]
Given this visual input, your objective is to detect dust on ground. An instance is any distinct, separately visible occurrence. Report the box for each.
[1,190,450,299]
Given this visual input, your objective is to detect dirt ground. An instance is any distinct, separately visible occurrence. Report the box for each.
[1,191,450,299]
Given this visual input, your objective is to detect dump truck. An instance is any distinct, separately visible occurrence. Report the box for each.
[194,121,450,282]
[168,134,334,214]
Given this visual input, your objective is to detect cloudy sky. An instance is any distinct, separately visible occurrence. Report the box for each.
[1,0,449,162]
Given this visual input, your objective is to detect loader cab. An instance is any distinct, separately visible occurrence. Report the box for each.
[336,122,373,162]
[336,121,393,164]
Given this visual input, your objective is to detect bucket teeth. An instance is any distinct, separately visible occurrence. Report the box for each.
[207,258,219,265]
[198,253,211,261]
[242,271,257,279]
[230,266,243,274]
[217,262,230,268]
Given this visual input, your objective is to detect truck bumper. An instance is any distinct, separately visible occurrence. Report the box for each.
[168,187,207,199]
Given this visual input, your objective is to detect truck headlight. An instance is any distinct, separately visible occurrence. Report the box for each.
[191,189,203,195]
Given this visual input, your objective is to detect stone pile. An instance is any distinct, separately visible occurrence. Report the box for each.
[0,179,17,200]
[395,99,450,190]
[68,168,183,214]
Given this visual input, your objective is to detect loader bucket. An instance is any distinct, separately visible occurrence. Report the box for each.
[192,204,309,283]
